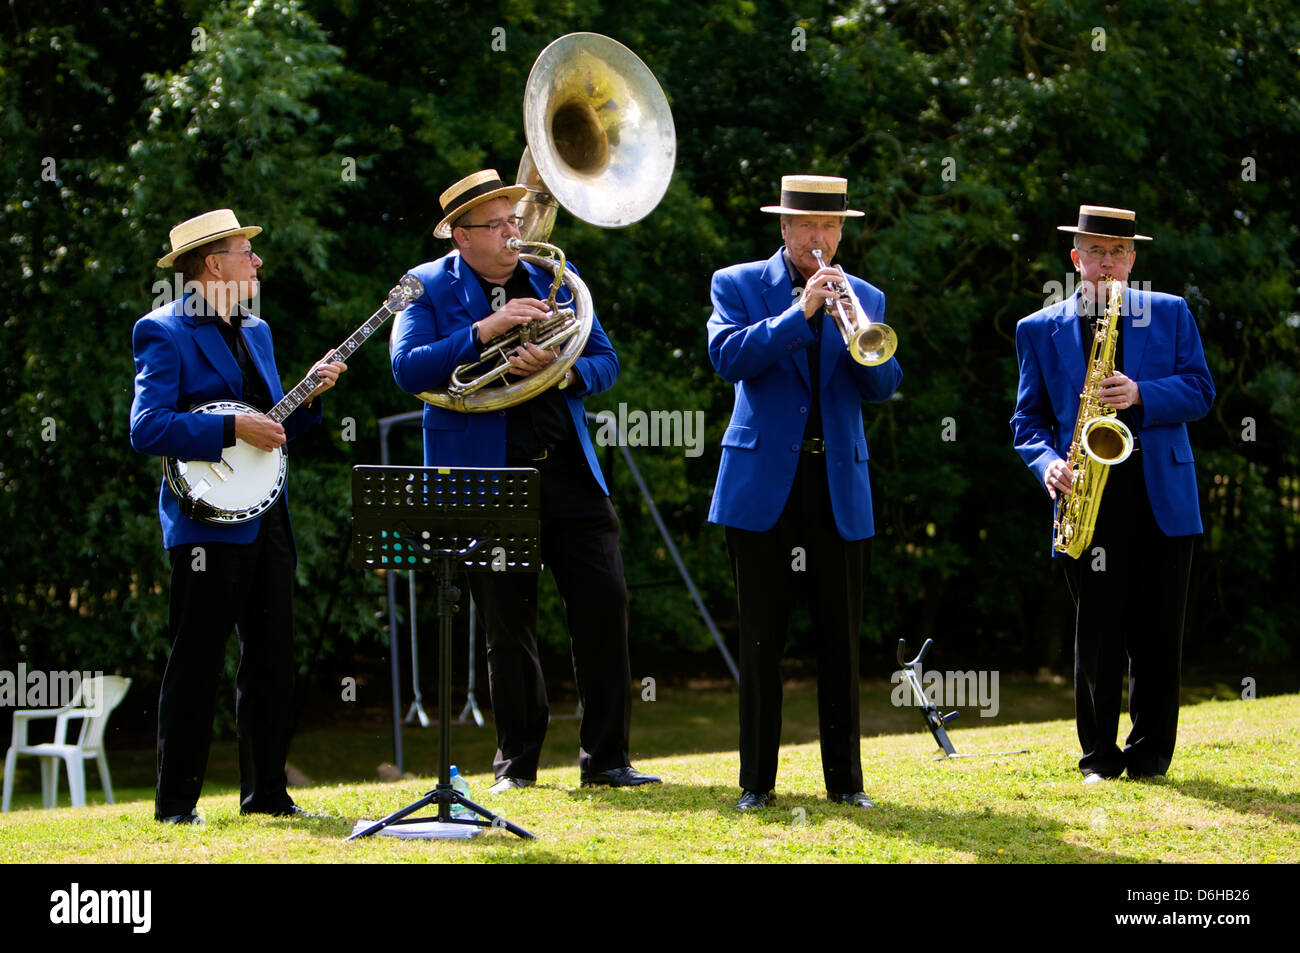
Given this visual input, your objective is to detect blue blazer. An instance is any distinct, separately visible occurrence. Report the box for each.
[1010,287,1215,548]
[706,248,903,540]
[390,252,618,493]
[129,294,322,549]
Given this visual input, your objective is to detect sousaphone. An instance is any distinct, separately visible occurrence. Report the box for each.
[407,32,676,412]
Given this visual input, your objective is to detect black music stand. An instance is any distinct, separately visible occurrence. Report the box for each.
[345,465,540,841]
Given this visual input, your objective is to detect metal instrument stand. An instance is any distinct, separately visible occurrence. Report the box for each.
[896,639,1029,761]
[346,465,540,841]
[457,597,485,726]
[897,639,961,756]
[404,577,430,727]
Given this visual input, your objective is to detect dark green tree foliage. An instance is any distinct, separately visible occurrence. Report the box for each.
[2,0,1296,714]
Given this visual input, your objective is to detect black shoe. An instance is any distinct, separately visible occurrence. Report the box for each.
[158,812,204,826]
[580,766,662,787]
[828,791,875,808]
[277,805,328,818]
[734,789,774,811]
[241,804,325,819]
[1126,771,1167,783]
[487,776,535,795]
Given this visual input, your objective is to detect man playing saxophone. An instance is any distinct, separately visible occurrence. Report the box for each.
[390,169,659,793]
[1011,205,1215,783]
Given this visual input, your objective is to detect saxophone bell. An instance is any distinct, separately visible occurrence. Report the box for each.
[1081,416,1134,467]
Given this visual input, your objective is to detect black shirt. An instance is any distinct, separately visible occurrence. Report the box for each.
[469,262,582,463]
[1078,289,1137,440]
[784,251,825,443]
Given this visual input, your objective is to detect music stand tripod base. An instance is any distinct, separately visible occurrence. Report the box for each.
[346,465,543,841]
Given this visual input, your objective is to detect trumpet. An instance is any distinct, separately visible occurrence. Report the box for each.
[811,249,898,366]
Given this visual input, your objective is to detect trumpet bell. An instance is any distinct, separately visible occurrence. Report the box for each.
[848,325,898,366]
[521,32,676,233]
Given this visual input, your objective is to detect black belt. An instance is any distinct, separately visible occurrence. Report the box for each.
[506,447,550,463]
[801,437,825,454]
[508,446,586,467]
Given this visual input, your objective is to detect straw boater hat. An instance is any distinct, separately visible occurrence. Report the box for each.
[433,169,528,239]
[157,209,262,268]
[1058,205,1153,241]
[761,175,865,217]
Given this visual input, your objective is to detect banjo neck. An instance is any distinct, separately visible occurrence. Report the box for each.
[265,301,396,425]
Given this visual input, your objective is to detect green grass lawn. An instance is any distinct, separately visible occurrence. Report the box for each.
[2,685,1295,864]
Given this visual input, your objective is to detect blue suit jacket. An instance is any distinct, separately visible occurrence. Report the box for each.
[129,294,322,549]
[390,252,617,492]
[1011,287,1215,550]
[707,248,903,540]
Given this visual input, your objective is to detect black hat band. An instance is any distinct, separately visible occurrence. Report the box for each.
[442,178,508,218]
[780,189,849,212]
[1076,213,1135,238]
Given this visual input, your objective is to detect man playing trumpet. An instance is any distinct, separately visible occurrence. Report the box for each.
[707,174,902,811]
[391,169,659,793]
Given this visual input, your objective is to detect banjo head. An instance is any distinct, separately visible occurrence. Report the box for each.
[163,400,287,524]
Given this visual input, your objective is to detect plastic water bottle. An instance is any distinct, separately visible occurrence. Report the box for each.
[449,765,473,820]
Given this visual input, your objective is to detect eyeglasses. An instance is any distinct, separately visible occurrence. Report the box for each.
[459,216,522,235]
[212,247,257,261]
[1079,245,1133,262]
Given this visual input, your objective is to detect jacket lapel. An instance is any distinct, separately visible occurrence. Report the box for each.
[762,249,810,390]
[1051,294,1086,425]
[239,310,285,404]
[1122,285,1149,379]
[819,298,841,390]
[451,251,489,317]
[525,260,562,304]
[182,294,243,397]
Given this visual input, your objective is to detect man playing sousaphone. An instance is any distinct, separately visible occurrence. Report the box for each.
[391,169,660,793]
[707,174,903,811]
[1011,205,1215,783]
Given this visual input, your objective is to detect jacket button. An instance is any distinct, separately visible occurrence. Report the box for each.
[790,443,799,452]
[498,411,506,417]
[799,406,808,414]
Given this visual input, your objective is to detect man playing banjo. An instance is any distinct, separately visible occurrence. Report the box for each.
[130,209,343,824]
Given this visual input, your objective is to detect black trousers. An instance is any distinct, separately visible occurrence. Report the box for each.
[155,501,297,818]
[1063,452,1195,778]
[725,452,868,795]
[468,456,631,780]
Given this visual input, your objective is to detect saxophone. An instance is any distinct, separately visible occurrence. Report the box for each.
[1053,276,1135,558]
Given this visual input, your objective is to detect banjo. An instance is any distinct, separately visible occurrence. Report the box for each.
[164,274,423,524]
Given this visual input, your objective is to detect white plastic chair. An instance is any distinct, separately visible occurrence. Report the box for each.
[2,675,132,811]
